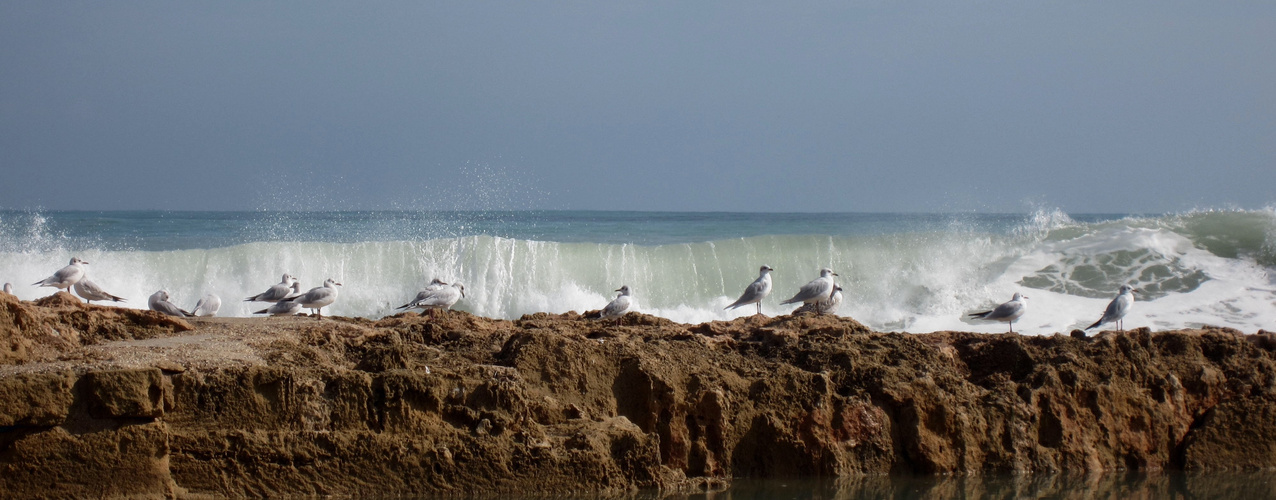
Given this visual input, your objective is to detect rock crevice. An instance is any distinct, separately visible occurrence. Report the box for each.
[1,293,1274,497]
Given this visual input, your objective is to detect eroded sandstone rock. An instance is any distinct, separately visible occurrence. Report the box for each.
[0,294,1274,498]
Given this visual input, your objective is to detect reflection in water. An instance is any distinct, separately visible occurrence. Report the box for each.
[652,472,1276,500]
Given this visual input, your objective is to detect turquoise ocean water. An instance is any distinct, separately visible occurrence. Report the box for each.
[1,209,1273,333]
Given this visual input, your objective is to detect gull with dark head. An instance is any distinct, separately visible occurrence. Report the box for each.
[969,292,1028,333]
[725,265,774,315]
[1086,285,1138,332]
[781,268,838,312]
[33,257,88,292]
[148,290,193,317]
[288,279,342,319]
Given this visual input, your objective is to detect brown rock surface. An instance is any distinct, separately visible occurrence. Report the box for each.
[1,291,1275,498]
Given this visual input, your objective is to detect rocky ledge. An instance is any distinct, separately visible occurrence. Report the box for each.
[2,291,1275,498]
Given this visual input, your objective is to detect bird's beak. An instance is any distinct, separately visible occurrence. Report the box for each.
[335,282,343,286]
[615,288,622,292]
[832,272,839,276]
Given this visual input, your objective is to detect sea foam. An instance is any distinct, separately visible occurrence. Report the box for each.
[1,210,1272,334]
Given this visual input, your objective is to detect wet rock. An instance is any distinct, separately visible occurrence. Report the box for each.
[0,300,1274,497]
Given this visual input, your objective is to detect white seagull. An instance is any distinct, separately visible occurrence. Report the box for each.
[245,274,298,302]
[254,298,304,317]
[796,284,843,315]
[1087,285,1138,332]
[780,268,838,312]
[395,278,449,309]
[73,278,126,304]
[969,292,1028,333]
[33,257,88,292]
[288,279,342,319]
[282,281,303,300]
[148,290,193,318]
[192,294,222,317]
[2,283,12,295]
[599,285,632,326]
[397,280,464,316]
[725,265,774,315]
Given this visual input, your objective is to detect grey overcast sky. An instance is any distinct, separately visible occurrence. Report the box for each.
[1,1,1272,213]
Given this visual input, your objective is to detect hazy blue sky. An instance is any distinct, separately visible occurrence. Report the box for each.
[1,2,1272,213]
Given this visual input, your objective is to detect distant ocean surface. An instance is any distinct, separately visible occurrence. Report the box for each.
[1,209,1273,334]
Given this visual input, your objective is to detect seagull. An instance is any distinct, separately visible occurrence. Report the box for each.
[796,284,843,315]
[148,290,193,317]
[192,294,222,317]
[33,257,88,291]
[969,292,1028,333]
[288,278,342,319]
[245,274,297,302]
[725,265,774,315]
[599,285,632,326]
[395,278,449,308]
[254,298,304,317]
[1086,285,1138,332]
[780,268,838,312]
[396,280,464,316]
[2,283,11,295]
[73,278,126,304]
[282,281,303,300]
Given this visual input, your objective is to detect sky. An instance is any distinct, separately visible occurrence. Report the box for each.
[1,1,1273,213]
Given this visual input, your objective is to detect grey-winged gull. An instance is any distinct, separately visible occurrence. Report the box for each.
[1086,285,1138,332]
[397,280,464,317]
[246,274,297,302]
[780,268,837,311]
[73,278,126,304]
[288,279,341,319]
[149,290,193,317]
[192,294,222,317]
[599,285,632,326]
[969,292,1028,333]
[33,257,88,292]
[725,265,773,315]
[796,284,843,315]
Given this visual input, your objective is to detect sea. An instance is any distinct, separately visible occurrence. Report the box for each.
[1,209,1273,334]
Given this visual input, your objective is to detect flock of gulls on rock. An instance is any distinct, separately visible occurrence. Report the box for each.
[4,258,1141,333]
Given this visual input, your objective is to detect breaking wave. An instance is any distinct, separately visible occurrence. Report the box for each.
[0,209,1272,333]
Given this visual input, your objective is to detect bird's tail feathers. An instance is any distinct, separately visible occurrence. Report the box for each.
[1085,319,1102,330]
[969,310,991,318]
